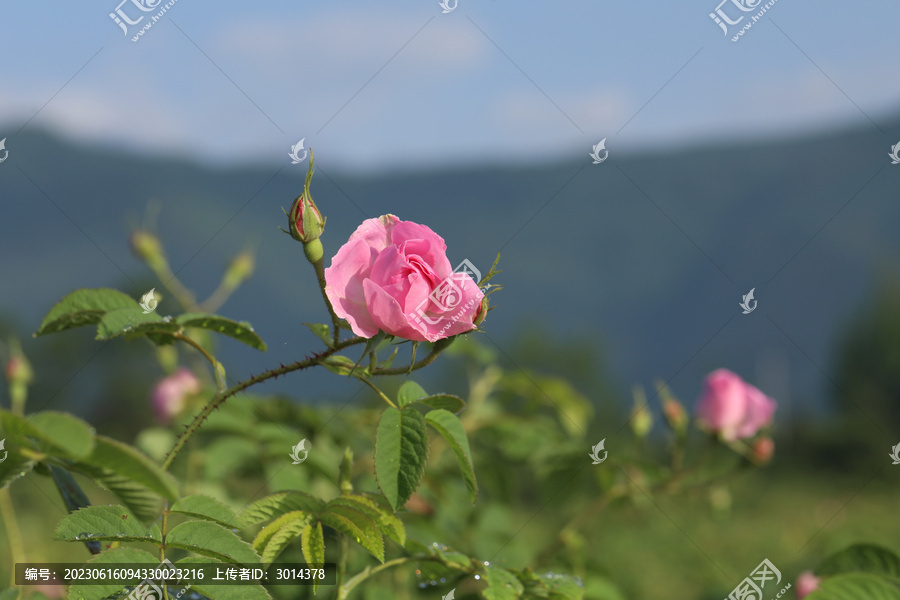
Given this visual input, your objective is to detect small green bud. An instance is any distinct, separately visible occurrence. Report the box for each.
[629,385,653,438]
[130,229,167,272]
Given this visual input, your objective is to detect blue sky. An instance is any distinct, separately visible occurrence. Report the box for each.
[1,0,898,171]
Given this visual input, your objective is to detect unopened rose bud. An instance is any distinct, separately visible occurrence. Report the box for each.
[284,150,326,249]
[796,571,820,599]
[130,229,167,272]
[630,386,653,439]
[751,436,775,465]
[662,396,688,436]
[5,354,33,387]
[151,368,200,424]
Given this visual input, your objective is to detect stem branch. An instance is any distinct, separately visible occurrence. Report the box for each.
[162,336,366,470]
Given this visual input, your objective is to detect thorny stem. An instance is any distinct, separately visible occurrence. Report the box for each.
[162,336,367,471]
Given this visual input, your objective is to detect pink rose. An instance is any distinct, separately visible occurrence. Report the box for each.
[695,369,776,441]
[324,215,484,342]
[152,368,200,424]
[796,571,820,598]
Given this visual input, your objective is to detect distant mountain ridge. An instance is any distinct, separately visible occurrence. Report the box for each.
[1,117,898,417]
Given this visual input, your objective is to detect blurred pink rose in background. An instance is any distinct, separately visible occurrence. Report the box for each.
[795,570,820,598]
[695,369,776,441]
[325,215,484,342]
[152,367,200,424]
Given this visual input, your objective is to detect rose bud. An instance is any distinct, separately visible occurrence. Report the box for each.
[630,386,653,439]
[695,369,776,442]
[662,395,688,437]
[5,354,33,387]
[151,368,200,424]
[750,437,775,464]
[130,229,167,272]
[796,571,820,599]
[283,150,326,264]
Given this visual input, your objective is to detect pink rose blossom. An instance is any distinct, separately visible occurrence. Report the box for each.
[324,215,484,342]
[695,369,776,441]
[796,570,820,598]
[152,368,200,424]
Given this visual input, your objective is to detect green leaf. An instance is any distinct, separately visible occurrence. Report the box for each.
[35,288,139,336]
[237,491,325,528]
[54,505,161,543]
[375,406,428,510]
[425,409,477,503]
[176,557,273,600]
[322,355,370,378]
[397,381,428,408]
[817,544,900,578]
[166,520,261,565]
[253,511,312,564]
[68,547,159,600]
[177,313,267,351]
[329,494,405,546]
[0,447,34,490]
[82,435,179,501]
[0,409,95,460]
[95,307,180,340]
[805,573,900,600]
[483,565,524,600]
[304,323,333,347]
[417,394,466,414]
[67,462,165,524]
[252,510,308,552]
[302,520,325,595]
[320,503,384,562]
[171,495,239,528]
